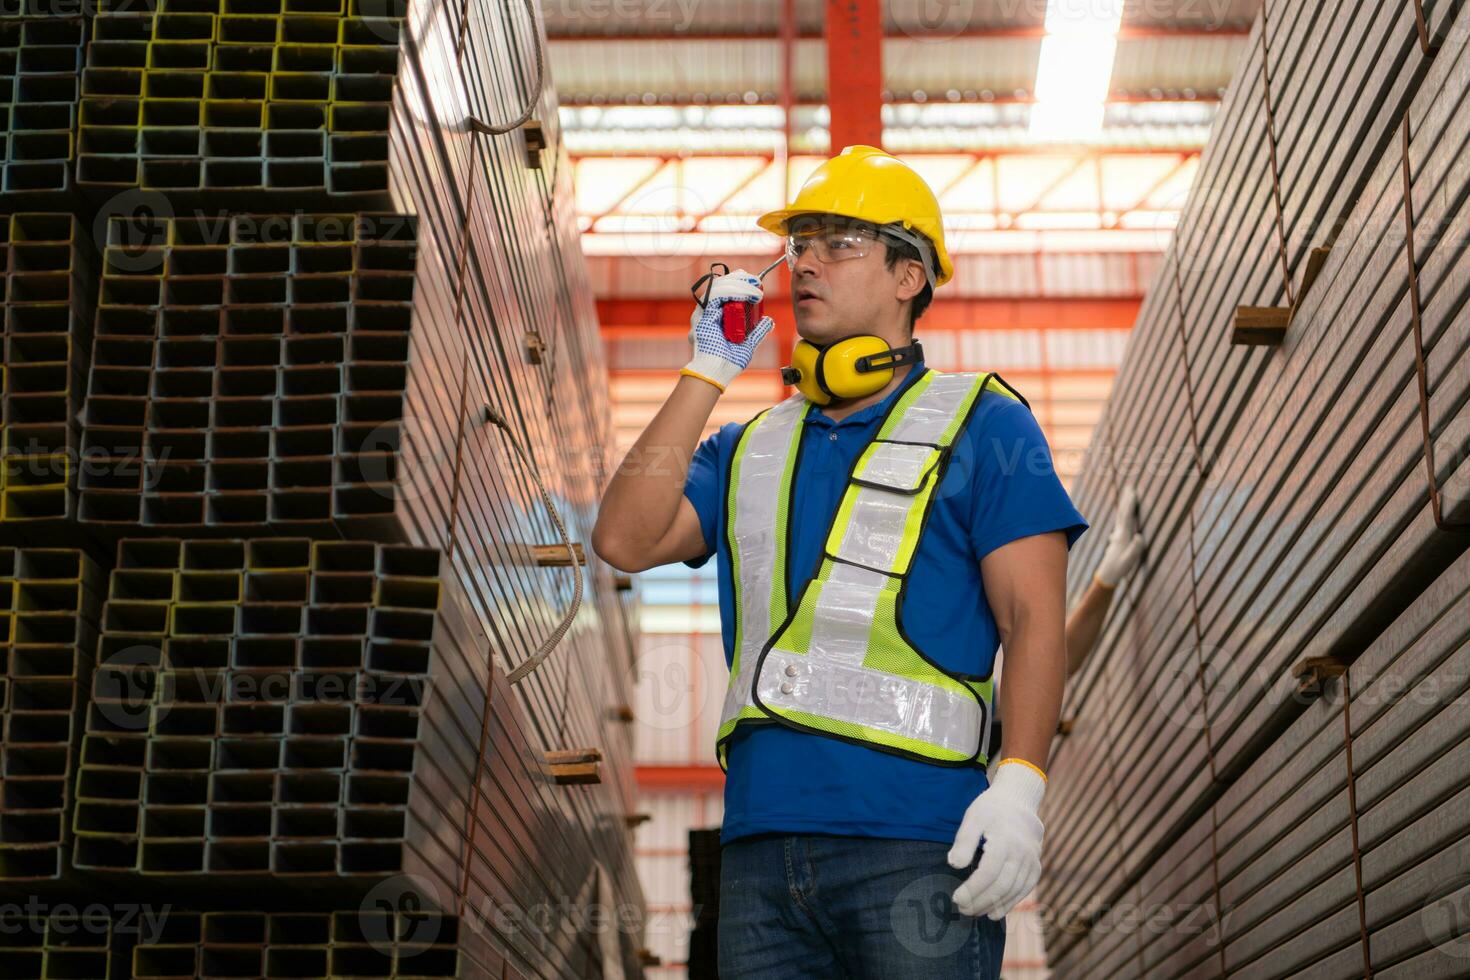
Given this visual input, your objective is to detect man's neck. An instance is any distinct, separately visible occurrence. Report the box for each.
[817,362,915,422]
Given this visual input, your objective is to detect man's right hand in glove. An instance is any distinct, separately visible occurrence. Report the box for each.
[681,269,775,393]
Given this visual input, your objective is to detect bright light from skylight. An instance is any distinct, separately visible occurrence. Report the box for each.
[1030,0,1126,141]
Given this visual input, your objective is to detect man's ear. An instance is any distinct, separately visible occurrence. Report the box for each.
[894,259,927,304]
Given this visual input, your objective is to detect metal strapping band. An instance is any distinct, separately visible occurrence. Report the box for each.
[1413,0,1441,55]
[1172,248,1229,978]
[444,131,482,565]
[1093,412,1152,972]
[1339,668,1374,977]
[1257,1,1295,306]
[453,129,489,919]
[1400,115,1470,531]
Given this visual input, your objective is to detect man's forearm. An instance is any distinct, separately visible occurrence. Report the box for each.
[593,375,720,556]
[1064,579,1116,679]
[998,624,1066,771]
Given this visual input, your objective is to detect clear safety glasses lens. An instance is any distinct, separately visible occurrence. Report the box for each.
[784,228,881,269]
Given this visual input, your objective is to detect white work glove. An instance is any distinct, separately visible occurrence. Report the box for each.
[1094,485,1145,588]
[681,269,775,392]
[948,759,1047,920]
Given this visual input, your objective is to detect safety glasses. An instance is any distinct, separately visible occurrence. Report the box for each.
[785,222,883,268]
[784,217,937,288]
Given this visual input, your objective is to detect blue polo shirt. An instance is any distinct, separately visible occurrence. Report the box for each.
[681,361,1088,844]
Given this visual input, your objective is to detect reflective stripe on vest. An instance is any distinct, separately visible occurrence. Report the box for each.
[716,370,1015,769]
[716,395,807,768]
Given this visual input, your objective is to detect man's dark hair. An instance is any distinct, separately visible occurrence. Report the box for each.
[882,235,934,334]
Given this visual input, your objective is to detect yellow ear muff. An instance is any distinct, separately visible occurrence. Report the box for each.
[782,339,829,404]
[782,335,904,405]
[816,335,894,401]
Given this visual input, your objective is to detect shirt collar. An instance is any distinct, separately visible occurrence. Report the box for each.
[805,359,928,427]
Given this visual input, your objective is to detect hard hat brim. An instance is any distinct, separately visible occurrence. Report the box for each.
[756,208,953,287]
[756,207,806,237]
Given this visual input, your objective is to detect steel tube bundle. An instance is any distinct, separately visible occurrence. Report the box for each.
[1044,1,1470,976]
[0,0,642,976]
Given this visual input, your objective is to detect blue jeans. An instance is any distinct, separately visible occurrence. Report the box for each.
[718,835,1007,979]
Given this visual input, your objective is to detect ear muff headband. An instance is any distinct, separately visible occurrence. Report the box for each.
[813,342,838,401]
[782,337,925,404]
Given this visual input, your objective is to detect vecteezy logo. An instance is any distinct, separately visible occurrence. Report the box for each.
[893,0,978,42]
[1147,179,1236,282]
[92,644,164,732]
[93,190,175,275]
[1148,644,1252,733]
[890,872,974,959]
[1422,873,1470,960]
[361,874,445,954]
[631,639,720,733]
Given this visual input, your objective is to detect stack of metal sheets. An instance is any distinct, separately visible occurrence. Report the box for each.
[1044,1,1470,977]
[0,0,644,976]
[0,547,100,881]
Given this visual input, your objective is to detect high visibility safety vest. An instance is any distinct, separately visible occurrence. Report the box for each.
[716,369,1021,770]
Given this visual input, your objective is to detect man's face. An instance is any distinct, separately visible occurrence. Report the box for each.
[786,217,925,344]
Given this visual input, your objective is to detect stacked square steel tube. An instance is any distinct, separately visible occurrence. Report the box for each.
[130,909,461,978]
[0,0,642,974]
[73,537,437,878]
[0,906,469,978]
[0,213,95,524]
[78,0,403,205]
[0,15,82,203]
[0,910,134,978]
[78,212,415,530]
[0,547,101,881]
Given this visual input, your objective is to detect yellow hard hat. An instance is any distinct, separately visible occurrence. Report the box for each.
[758,145,953,287]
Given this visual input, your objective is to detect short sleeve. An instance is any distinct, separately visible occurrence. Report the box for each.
[681,428,727,569]
[964,396,1088,560]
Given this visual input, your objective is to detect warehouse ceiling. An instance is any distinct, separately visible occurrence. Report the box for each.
[548,0,1264,256]
[551,0,1267,474]
[542,0,1262,37]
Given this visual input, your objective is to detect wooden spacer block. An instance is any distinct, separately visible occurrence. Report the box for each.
[1056,718,1075,736]
[1232,305,1292,345]
[609,704,635,723]
[1287,246,1332,327]
[624,813,652,828]
[531,543,586,567]
[522,119,547,168]
[522,330,546,365]
[547,748,602,784]
[550,763,600,784]
[636,949,662,967]
[613,575,634,591]
[1292,655,1347,698]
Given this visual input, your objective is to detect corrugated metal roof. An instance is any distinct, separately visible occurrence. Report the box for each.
[1044,328,1131,367]
[561,102,1215,152]
[571,152,1197,245]
[883,37,1044,95]
[588,252,1163,300]
[544,0,1260,36]
[1123,0,1260,29]
[1110,34,1247,91]
[548,39,827,102]
[547,35,1245,102]
[545,0,811,37]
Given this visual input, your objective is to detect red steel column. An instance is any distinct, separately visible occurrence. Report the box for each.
[824,0,883,151]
